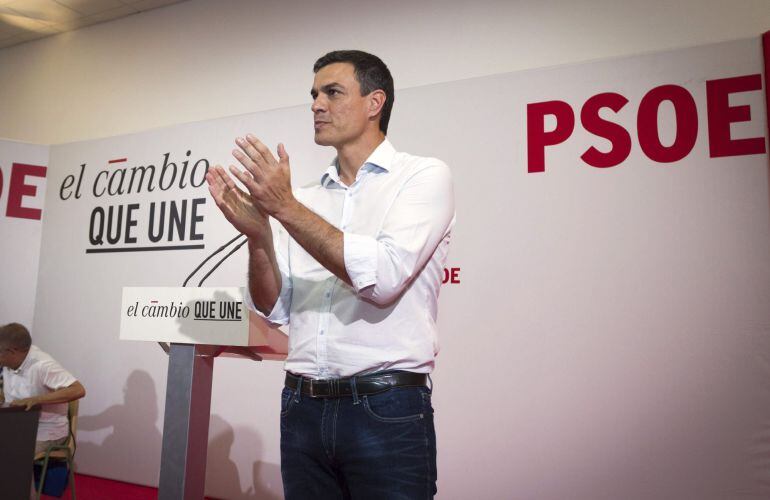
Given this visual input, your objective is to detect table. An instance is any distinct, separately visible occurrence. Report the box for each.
[0,403,40,500]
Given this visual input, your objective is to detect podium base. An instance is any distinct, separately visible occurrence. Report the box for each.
[158,343,213,500]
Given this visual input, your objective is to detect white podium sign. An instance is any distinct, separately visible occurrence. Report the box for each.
[120,286,252,345]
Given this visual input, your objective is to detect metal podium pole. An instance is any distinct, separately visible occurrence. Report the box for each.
[158,343,214,500]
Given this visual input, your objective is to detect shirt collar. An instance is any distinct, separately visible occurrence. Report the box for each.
[13,346,34,374]
[321,138,397,188]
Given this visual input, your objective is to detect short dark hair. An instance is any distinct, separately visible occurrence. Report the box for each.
[313,50,394,134]
[0,323,32,350]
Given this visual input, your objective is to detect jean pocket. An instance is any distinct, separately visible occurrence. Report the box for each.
[280,387,294,417]
[362,387,426,423]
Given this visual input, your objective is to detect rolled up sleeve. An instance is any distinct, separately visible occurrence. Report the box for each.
[343,232,379,292]
[343,160,455,305]
[41,360,77,391]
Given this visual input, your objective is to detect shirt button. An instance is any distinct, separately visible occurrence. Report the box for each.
[319,330,325,336]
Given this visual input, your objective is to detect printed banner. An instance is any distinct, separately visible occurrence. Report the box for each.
[15,37,770,499]
[0,139,48,327]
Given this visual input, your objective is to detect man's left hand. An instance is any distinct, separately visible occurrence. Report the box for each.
[229,134,297,219]
[11,397,40,411]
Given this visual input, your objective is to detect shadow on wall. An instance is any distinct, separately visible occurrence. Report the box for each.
[73,371,282,497]
[76,370,162,485]
[176,290,244,344]
[206,415,282,499]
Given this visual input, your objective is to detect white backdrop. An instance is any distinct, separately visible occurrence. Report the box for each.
[0,139,48,327]
[17,37,770,499]
[2,0,769,145]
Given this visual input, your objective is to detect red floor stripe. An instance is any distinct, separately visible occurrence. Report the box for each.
[39,473,218,500]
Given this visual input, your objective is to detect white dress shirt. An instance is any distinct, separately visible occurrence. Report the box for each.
[249,139,455,378]
[3,345,77,441]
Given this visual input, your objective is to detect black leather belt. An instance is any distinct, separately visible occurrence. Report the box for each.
[285,370,427,398]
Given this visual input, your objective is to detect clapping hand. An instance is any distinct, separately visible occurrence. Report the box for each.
[206,135,296,236]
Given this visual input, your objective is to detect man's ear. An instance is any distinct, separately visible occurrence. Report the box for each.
[367,89,386,119]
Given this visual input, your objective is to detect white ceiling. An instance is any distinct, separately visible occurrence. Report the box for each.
[0,0,188,49]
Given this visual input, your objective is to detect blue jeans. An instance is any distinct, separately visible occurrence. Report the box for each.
[280,381,437,500]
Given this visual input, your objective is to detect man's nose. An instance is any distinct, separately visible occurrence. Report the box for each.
[311,96,326,113]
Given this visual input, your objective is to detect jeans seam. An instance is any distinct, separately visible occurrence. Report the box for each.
[423,389,436,499]
[294,377,303,403]
[362,394,425,423]
[331,398,340,458]
[423,395,431,500]
[281,388,294,417]
[321,399,333,461]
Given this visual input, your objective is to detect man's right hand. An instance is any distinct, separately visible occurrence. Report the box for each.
[10,396,39,411]
[206,165,270,239]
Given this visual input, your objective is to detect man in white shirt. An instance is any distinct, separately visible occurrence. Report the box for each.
[207,50,454,499]
[0,323,86,455]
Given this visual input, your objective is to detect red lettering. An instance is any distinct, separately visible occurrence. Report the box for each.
[706,74,766,157]
[580,92,631,168]
[637,85,698,163]
[527,101,575,173]
[6,163,47,220]
[442,267,461,284]
[765,34,770,155]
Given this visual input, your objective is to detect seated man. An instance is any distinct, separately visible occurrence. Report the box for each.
[0,323,86,455]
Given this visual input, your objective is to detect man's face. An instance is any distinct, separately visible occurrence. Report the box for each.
[311,62,372,147]
[0,346,24,370]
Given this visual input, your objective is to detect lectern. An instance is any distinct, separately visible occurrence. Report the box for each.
[120,287,287,500]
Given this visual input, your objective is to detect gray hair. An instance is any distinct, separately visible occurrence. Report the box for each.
[0,323,32,350]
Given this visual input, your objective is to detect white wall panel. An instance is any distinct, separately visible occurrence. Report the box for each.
[28,37,770,499]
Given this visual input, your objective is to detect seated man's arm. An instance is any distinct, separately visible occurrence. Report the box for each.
[11,381,85,411]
